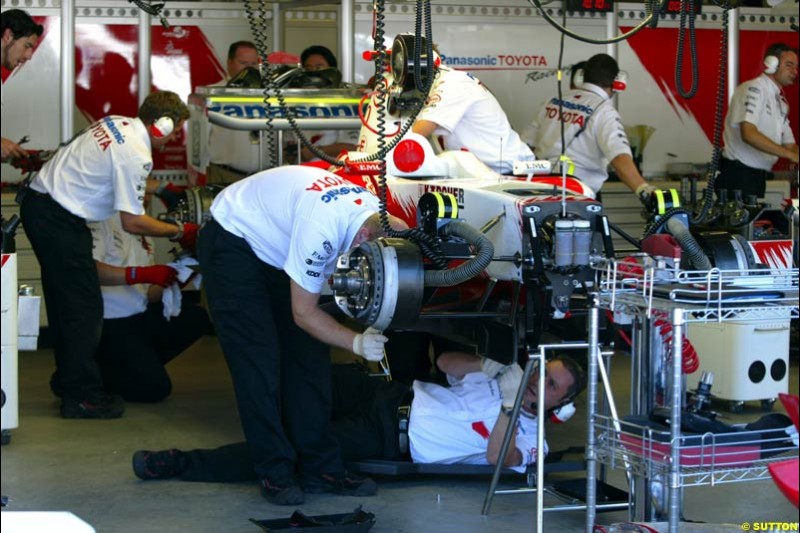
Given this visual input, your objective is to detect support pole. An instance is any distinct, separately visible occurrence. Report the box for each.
[60,0,75,142]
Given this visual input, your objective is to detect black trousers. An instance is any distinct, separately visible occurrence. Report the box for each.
[20,192,104,400]
[96,301,211,402]
[715,157,772,199]
[175,365,409,483]
[198,219,342,482]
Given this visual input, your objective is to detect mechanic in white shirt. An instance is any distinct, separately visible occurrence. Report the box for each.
[718,43,798,199]
[19,91,196,420]
[285,45,359,163]
[195,165,407,506]
[412,63,534,175]
[87,213,212,403]
[0,9,43,161]
[524,53,654,201]
[130,352,585,483]
[207,41,265,182]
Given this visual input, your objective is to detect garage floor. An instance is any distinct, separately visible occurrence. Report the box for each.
[2,336,798,533]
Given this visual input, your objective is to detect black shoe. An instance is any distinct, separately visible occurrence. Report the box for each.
[300,471,377,496]
[60,393,124,419]
[132,449,185,480]
[259,478,305,506]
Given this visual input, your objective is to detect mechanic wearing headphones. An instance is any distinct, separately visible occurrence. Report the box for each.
[523,53,655,202]
[131,352,585,480]
[193,166,408,506]
[19,91,195,419]
[1,9,43,161]
[410,44,535,174]
[717,43,798,199]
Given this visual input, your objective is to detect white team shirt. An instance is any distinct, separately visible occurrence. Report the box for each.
[524,83,632,195]
[31,116,150,221]
[296,129,360,162]
[408,372,545,473]
[90,214,154,319]
[210,166,379,293]
[416,67,534,174]
[722,74,795,171]
[208,126,265,174]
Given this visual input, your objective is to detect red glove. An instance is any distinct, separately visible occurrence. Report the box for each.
[178,223,199,253]
[125,265,178,287]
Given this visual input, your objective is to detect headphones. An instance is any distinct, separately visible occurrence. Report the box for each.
[149,116,175,139]
[526,358,585,424]
[764,55,780,75]
[573,69,628,92]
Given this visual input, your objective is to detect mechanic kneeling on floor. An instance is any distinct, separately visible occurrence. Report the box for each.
[132,351,585,482]
[19,91,196,420]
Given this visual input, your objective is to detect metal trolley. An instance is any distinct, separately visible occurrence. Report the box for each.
[584,257,799,533]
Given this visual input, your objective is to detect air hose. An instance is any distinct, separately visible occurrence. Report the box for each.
[666,217,712,270]
[423,221,495,287]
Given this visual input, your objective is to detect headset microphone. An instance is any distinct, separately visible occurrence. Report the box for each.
[150,116,175,139]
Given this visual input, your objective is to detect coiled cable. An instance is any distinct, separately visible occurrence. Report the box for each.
[675,0,699,99]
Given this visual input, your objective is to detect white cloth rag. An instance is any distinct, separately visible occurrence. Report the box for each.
[161,256,202,320]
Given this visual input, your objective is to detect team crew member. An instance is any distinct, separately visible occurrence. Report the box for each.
[0,9,43,161]
[196,166,406,505]
[225,40,259,81]
[89,213,212,402]
[718,43,799,199]
[207,41,263,182]
[290,45,358,162]
[19,91,196,419]
[524,54,654,201]
[412,58,535,174]
[131,353,585,481]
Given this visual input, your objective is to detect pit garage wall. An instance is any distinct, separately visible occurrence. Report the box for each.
[0,1,797,182]
[350,1,798,178]
[0,2,340,182]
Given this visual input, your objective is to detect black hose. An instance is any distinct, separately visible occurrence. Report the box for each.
[675,0,699,99]
[666,217,712,270]
[423,221,495,287]
[692,1,731,224]
[243,0,279,168]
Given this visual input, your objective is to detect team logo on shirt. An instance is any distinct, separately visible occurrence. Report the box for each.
[305,258,324,266]
[425,93,442,106]
[305,270,321,277]
[322,240,333,254]
[143,163,153,172]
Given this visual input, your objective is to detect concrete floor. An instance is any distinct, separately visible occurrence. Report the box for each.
[2,336,798,533]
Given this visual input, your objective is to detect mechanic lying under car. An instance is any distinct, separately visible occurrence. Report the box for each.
[131,351,585,482]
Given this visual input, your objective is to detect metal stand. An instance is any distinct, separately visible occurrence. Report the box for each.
[482,342,628,532]
[585,258,800,533]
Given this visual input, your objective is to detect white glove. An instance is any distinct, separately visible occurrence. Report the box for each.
[635,183,657,205]
[497,364,524,409]
[352,327,388,362]
[480,357,509,379]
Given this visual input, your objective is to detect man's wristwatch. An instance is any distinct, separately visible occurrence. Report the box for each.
[501,405,515,418]
[169,222,184,242]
